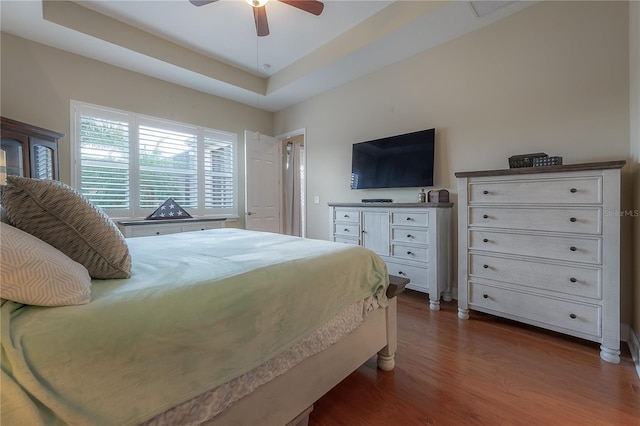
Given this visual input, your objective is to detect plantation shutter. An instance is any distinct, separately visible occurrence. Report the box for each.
[138,123,198,209]
[204,134,234,209]
[73,101,237,218]
[79,114,130,209]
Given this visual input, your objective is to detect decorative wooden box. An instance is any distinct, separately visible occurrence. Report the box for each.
[428,189,449,203]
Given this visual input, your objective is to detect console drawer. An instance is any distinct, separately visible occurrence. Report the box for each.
[469,177,602,205]
[334,223,360,236]
[391,211,429,227]
[392,227,429,244]
[468,281,601,338]
[385,261,427,291]
[391,243,428,262]
[334,208,360,223]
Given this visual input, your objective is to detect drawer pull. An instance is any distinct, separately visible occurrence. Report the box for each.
[483,294,489,299]
[570,217,577,222]
[343,214,349,218]
[570,246,577,252]
[483,264,489,269]
[398,271,405,276]
[570,188,578,193]
[406,251,413,255]
[406,217,412,221]
[483,214,489,219]
[569,313,577,319]
[570,277,577,283]
[483,190,489,195]
[344,228,349,232]
[406,234,412,238]
[483,238,489,243]
[200,228,205,231]
[156,231,161,235]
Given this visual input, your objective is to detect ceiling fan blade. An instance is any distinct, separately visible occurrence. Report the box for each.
[189,0,219,6]
[253,6,270,37]
[278,0,324,16]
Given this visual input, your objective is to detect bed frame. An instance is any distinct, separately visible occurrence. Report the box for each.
[205,278,405,426]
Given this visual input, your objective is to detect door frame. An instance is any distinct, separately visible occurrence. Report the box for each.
[276,128,307,238]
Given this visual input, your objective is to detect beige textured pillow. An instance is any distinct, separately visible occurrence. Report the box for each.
[2,176,131,279]
[0,223,91,306]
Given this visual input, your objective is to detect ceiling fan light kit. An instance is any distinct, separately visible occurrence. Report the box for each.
[248,0,269,7]
[189,0,324,37]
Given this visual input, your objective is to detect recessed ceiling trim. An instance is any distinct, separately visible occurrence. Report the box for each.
[43,0,266,95]
[267,0,449,95]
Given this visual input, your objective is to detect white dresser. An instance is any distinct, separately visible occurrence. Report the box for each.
[329,203,453,310]
[117,218,225,238]
[456,161,625,363]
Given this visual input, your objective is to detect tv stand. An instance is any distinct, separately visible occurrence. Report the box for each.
[328,202,453,310]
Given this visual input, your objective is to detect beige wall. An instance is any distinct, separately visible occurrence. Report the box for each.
[274,1,633,320]
[0,33,274,227]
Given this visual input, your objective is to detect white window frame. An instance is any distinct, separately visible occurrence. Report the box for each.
[70,101,238,219]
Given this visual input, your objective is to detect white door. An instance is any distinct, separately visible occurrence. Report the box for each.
[244,130,280,233]
[362,211,390,256]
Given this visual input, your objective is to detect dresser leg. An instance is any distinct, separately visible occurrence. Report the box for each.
[429,299,441,311]
[458,308,469,320]
[599,345,621,364]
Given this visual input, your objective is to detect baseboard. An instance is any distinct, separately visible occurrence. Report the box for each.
[628,325,640,379]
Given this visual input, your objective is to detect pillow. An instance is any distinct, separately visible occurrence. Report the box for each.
[0,222,91,306]
[0,205,8,224]
[2,176,131,279]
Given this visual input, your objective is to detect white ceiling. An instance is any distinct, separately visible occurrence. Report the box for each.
[0,0,536,112]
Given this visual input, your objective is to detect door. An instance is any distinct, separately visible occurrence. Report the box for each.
[362,210,390,256]
[244,130,280,233]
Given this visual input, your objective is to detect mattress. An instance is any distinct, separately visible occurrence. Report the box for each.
[1,229,388,425]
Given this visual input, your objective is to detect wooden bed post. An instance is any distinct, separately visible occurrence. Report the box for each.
[377,296,397,371]
[377,275,406,371]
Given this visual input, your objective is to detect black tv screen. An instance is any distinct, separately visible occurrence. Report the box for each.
[350,128,435,190]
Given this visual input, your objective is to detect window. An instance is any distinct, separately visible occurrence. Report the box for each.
[71,102,237,218]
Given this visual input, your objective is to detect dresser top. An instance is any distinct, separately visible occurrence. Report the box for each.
[328,202,453,208]
[454,160,626,178]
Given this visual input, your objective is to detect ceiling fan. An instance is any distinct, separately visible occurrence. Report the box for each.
[189,0,324,37]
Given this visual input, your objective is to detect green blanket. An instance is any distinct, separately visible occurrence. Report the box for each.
[1,229,388,425]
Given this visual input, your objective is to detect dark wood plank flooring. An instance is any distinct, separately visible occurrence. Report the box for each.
[309,290,640,425]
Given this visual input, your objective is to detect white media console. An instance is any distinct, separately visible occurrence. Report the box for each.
[328,202,453,310]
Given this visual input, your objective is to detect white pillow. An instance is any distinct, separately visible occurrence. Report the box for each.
[0,222,92,306]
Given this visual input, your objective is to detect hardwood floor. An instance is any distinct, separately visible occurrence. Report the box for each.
[309,290,640,425]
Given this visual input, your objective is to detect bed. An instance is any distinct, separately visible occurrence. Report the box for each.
[1,178,398,426]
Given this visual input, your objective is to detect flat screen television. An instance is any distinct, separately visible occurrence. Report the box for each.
[350,128,435,190]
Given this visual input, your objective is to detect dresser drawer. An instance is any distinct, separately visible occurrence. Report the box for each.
[128,225,175,237]
[391,211,429,227]
[180,222,224,232]
[334,208,360,223]
[469,207,602,234]
[391,243,428,262]
[469,177,602,205]
[391,227,429,244]
[334,223,360,236]
[469,253,602,299]
[468,281,601,338]
[469,230,602,264]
